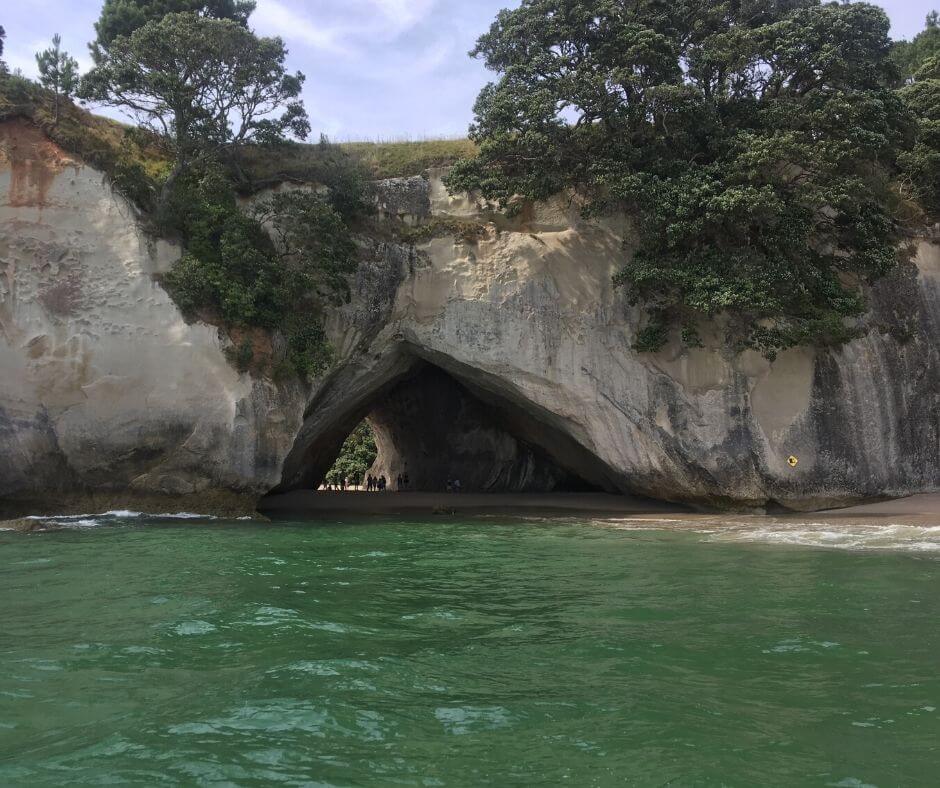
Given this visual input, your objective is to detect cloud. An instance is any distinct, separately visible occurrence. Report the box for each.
[252,0,346,53]
[362,0,439,37]
[252,0,439,54]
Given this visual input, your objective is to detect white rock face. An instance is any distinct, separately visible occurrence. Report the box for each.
[0,120,303,512]
[1,121,937,513]
[282,176,940,510]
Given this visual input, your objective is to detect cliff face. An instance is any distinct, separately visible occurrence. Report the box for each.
[0,120,304,514]
[283,174,940,511]
[1,119,937,513]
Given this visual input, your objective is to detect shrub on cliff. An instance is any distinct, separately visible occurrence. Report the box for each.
[161,167,358,378]
[447,0,912,357]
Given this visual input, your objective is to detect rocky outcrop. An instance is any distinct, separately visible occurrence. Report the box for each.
[0,120,305,515]
[282,175,940,511]
[1,119,938,514]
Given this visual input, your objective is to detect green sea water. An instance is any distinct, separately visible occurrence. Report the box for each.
[1,513,938,787]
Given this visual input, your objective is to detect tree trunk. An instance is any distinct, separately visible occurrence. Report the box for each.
[159,160,186,209]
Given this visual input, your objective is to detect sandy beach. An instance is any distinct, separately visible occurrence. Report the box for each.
[258,490,940,522]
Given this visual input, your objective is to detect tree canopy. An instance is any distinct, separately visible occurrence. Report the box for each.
[446,0,912,356]
[893,11,939,81]
[895,13,940,216]
[82,12,309,179]
[36,34,79,122]
[90,0,255,61]
[326,422,378,487]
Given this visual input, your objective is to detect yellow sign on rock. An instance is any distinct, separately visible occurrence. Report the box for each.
[787,456,799,468]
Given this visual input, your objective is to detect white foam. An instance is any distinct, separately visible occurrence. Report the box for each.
[18,510,218,529]
[705,522,940,553]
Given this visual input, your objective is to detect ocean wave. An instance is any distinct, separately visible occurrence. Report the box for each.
[704,522,940,553]
[18,510,219,530]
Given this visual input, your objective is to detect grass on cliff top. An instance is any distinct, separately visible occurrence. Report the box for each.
[0,73,172,209]
[341,138,477,179]
[1,75,475,195]
[235,136,477,185]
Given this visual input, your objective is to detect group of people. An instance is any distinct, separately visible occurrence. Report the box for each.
[324,473,467,492]
[364,473,410,491]
[365,474,387,491]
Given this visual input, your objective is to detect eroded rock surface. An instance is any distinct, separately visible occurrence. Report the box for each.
[1,119,938,513]
[0,120,304,514]
[286,176,939,510]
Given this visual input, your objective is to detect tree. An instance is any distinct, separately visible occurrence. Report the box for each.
[326,422,378,487]
[251,190,359,305]
[892,13,940,217]
[90,0,255,62]
[899,61,940,217]
[161,166,357,379]
[893,11,940,82]
[35,34,80,123]
[447,1,910,357]
[82,12,309,197]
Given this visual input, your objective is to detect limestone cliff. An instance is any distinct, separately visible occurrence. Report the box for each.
[1,119,937,513]
[0,119,304,514]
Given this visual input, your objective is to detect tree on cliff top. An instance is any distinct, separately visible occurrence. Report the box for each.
[90,0,255,62]
[36,34,80,124]
[81,12,309,194]
[446,0,910,357]
[896,15,940,217]
[893,11,940,81]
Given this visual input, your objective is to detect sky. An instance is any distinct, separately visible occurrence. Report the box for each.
[2,0,937,140]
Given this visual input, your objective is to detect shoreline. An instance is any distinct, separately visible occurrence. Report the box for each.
[3,492,938,532]
[257,490,940,523]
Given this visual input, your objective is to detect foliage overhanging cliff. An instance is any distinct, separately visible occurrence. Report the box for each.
[445,1,940,358]
[1,0,938,369]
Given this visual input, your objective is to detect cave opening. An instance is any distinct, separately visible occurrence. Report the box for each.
[265,348,629,505]
[322,365,605,494]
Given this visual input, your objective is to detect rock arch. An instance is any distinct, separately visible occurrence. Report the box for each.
[274,342,620,495]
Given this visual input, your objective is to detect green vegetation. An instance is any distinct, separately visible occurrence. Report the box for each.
[397,216,487,245]
[0,71,170,209]
[81,11,309,195]
[4,0,936,368]
[895,13,940,217]
[90,0,254,60]
[342,138,477,179]
[892,11,939,80]
[325,421,378,487]
[159,167,357,378]
[447,0,914,357]
[73,0,354,379]
[35,35,79,124]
